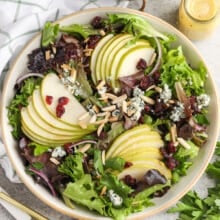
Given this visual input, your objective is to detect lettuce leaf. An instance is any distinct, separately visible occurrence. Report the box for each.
[63,174,106,215]
[41,22,59,47]
[106,13,170,41]
[160,46,207,96]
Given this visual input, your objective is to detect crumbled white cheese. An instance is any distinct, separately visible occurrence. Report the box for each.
[197,94,210,110]
[51,146,66,158]
[170,102,185,122]
[160,84,171,103]
[108,190,123,207]
[133,87,144,97]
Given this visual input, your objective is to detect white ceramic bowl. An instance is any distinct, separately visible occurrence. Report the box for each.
[1,7,220,220]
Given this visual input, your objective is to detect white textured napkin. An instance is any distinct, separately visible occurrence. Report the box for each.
[0,0,129,182]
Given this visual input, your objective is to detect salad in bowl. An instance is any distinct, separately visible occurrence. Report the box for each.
[1,8,219,220]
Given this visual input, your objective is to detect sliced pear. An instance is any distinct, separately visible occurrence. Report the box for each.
[118,160,171,180]
[110,42,154,88]
[119,147,162,161]
[100,34,133,81]
[105,124,160,159]
[90,34,114,84]
[27,102,77,136]
[40,73,90,126]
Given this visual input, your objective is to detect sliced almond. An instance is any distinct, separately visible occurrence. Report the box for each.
[105,93,118,100]
[127,108,136,117]
[45,50,51,60]
[111,94,127,104]
[78,144,91,153]
[102,105,116,112]
[96,80,106,90]
[97,123,105,136]
[177,137,191,149]
[92,105,100,113]
[52,46,57,54]
[61,64,71,71]
[122,100,127,113]
[148,52,157,66]
[99,29,106,36]
[154,86,163,93]
[109,116,119,122]
[140,95,155,105]
[100,186,107,196]
[96,112,108,117]
[50,157,60,165]
[102,150,106,165]
[170,124,177,143]
[146,85,156,91]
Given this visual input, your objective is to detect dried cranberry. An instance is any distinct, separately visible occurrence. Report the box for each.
[45,95,53,105]
[136,58,147,70]
[152,71,161,83]
[160,147,170,159]
[58,96,69,106]
[91,16,104,29]
[56,104,65,118]
[86,35,101,49]
[165,157,178,170]
[139,75,153,90]
[144,104,151,113]
[177,123,193,140]
[123,175,137,188]
[124,161,133,168]
[167,142,176,154]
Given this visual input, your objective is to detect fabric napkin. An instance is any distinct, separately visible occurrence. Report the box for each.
[0,0,129,182]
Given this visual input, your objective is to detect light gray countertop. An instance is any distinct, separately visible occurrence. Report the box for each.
[1,1,220,219]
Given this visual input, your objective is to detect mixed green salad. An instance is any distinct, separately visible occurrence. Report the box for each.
[8,13,211,219]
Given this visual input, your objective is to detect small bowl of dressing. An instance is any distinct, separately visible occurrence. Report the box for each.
[178,0,220,40]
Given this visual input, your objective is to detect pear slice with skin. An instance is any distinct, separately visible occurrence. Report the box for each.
[105,124,159,159]
[41,73,91,126]
[118,159,171,180]
[118,147,162,161]
[109,40,154,88]
[90,34,114,84]
[27,101,78,136]
[110,131,163,158]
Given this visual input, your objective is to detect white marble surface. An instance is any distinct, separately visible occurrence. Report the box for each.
[1,0,220,219]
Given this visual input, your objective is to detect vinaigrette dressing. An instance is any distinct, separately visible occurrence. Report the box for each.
[178,0,220,40]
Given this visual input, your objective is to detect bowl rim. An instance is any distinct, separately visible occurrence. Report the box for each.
[1,6,220,220]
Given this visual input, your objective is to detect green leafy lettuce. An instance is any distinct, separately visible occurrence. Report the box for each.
[160,46,207,96]
[106,13,170,41]
[7,77,40,139]
[28,142,51,156]
[168,142,220,219]
[60,24,99,39]
[41,22,59,47]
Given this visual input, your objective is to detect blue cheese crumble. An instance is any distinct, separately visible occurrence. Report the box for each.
[170,102,185,122]
[51,146,66,158]
[160,84,171,103]
[197,94,210,110]
[108,190,123,207]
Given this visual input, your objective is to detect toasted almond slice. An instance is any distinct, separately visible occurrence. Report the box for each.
[100,186,107,196]
[102,105,116,112]
[99,29,106,36]
[170,124,177,143]
[168,99,175,104]
[146,85,156,91]
[96,80,106,90]
[92,105,100,113]
[52,46,56,54]
[140,95,155,105]
[96,112,108,117]
[61,63,71,70]
[111,94,127,104]
[127,108,136,117]
[50,157,60,165]
[148,52,157,66]
[97,123,105,136]
[177,137,191,149]
[154,86,163,93]
[122,100,127,113]
[109,116,119,122]
[102,150,106,165]
[78,144,91,153]
[105,93,118,100]
[45,50,51,60]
